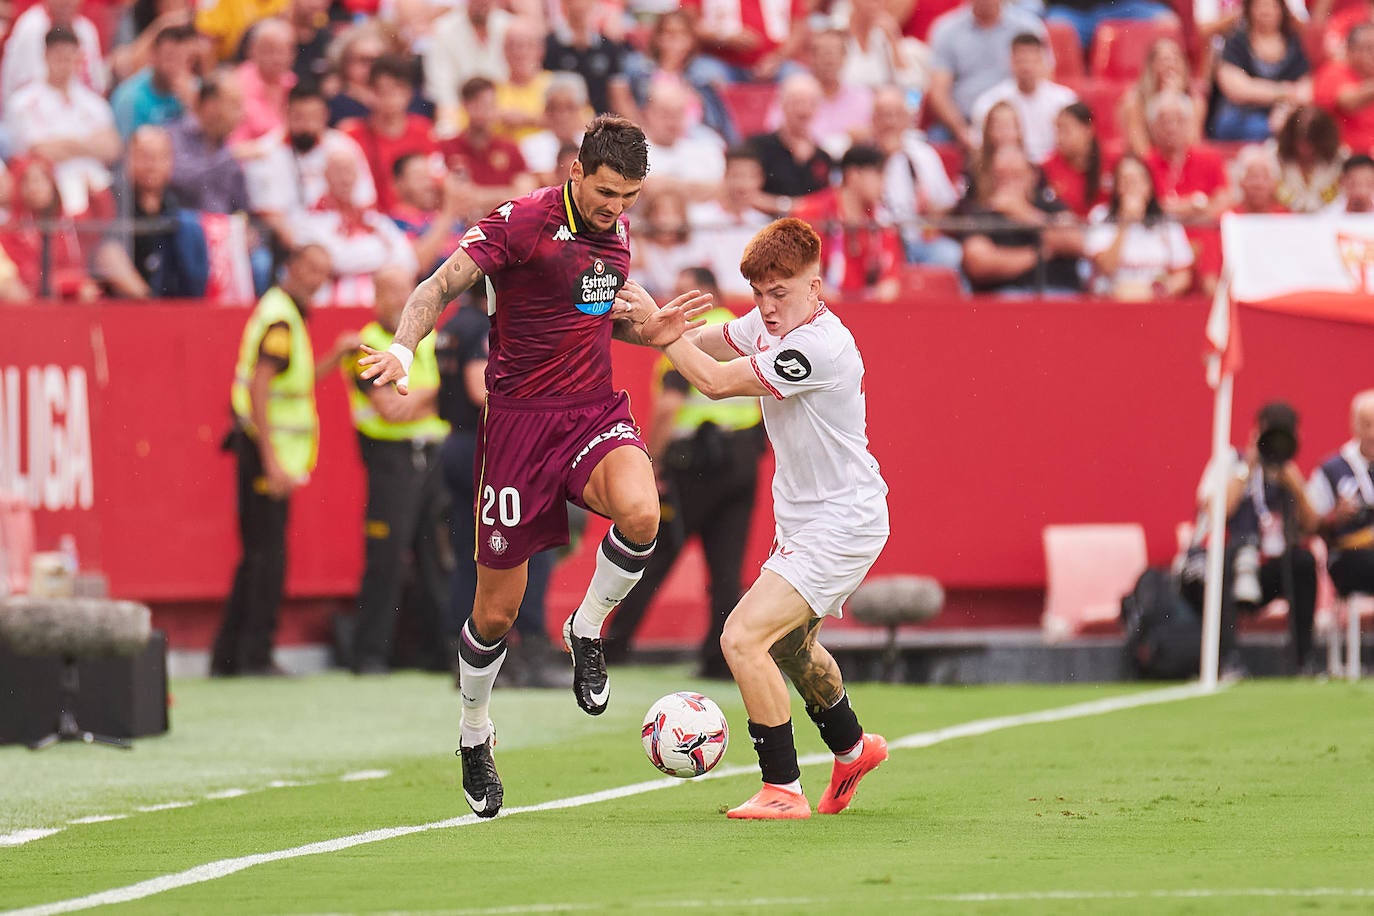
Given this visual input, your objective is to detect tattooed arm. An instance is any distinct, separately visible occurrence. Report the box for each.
[358,249,485,393]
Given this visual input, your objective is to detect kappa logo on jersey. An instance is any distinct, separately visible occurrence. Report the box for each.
[573,257,624,316]
[496,202,514,221]
[570,421,638,469]
[459,225,486,249]
[773,349,812,381]
[488,530,508,556]
[552,225,575,242]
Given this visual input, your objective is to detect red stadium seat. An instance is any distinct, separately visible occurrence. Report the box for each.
[898,264,965,298]
[1089,20,1184,82]
[1047,20,1085,82]
[1041,523,1148,640]
[1065,77,1130,147]
[719,83,778,139]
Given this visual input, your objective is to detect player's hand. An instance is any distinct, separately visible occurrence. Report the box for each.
[358,344,410,395]
[612,279,657,323]
[643,288,713,347]
[262,458,296,500]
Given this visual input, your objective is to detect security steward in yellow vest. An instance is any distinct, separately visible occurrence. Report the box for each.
[342,266,452,674]
[213,245,339,677]
[603,268,765,679]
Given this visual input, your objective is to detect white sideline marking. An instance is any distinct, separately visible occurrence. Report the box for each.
[135,802,194,813]
[204,789,248,800]
[1,684,1218,916]
[65,816,127,826]
[339,770,390,782]
[0,829,61,847]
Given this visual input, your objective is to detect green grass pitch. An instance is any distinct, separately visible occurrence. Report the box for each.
[1,668,1371,915]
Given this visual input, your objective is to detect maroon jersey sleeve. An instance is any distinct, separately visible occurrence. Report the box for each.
[458,194,551,278]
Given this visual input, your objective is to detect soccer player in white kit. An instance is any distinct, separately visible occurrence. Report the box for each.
[615,218,890,819]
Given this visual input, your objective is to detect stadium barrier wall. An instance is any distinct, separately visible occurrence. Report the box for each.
[6,297,1371,647]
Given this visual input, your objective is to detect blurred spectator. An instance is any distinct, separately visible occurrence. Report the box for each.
[553,141,580,183]
[5,27,119,217]
[493,17,554,141]
[341,53,439,213]
[423,0,513,134]
[196,0,288,62]
[289,146,419,305]
[967,99,1025,200]
[1121,38,1209,158]
[1326,151,1374,210]
[1272,105,1347,211]
[1042,101,1111,218]
[287,0,331,84]
[1315,24,1374,156]
[439,76,537,217]
[869,86,961,269]
[1210,0,1311,142]
[0,247,30,300]
[683,0,809,83]
[388,152,467,272]
[791,28,874,158]
[111,23,198,140]
[1144,91,1231,225]
[542,0,628,115]
[1,0,107,100]
[1047,0,1177,56]
[956,144,1084,294]
[109,0,195,84]
[326,23,387,124]
[0,157,99,299]
[1232,143,1288,211]
[793,143,904,300]
[630,188,704,297]
[749,72,835,210]
[835,0,929,93]
[926,0,1046,150]
[1194,0,1307,55]
[1085,155,1193,300]
[643,80,726,199]
[233,18,297,146]
[1317,0,1374,64]
[520,71,589,185]
[686,144,772,297]
[245,80,376,242]
[1306,390,1374,615]
[168,71,251,216]
[615,8,735,141]
[95,125,209,298]
[970,32,1075,165]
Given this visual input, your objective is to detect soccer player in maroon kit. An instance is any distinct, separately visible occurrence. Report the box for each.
[359,116,700,818]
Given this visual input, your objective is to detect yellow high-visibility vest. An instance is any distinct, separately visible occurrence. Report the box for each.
[344,322,450,443]
[656,307,762,437]
[230,287,318,478]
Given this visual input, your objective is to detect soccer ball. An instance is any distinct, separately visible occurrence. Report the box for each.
[641,692,729,778]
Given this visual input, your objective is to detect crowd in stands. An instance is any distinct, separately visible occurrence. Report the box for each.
[2,0,1374,305]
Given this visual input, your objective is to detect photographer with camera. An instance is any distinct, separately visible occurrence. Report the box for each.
[1182,401,1320,676]
[1306,390,1374,608]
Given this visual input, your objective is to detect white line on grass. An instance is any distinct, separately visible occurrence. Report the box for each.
[2,684,1217,916]
[0,830,61,847]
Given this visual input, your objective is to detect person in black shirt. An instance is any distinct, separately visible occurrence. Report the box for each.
[747,73,835,213]
[542,0,629,115]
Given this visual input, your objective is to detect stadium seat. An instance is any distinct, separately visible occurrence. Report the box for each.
[1042,523,1148,641]
[1089,20,1184,82]
[1047,20,1085,82]
[1065,77,1129,147]
[0,491,35,595]
[719,83,778,140]
[898,264,965,298]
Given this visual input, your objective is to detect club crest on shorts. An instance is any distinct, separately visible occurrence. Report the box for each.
[773,349,812,381]
[574,257,623,316]
[488,530,509,556]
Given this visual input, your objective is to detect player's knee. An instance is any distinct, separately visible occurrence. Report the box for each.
[615,500,660,546]
[719,618,756,666]
[471,603,518,641]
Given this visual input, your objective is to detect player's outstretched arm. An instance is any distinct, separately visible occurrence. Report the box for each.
[662,334,770,401]
[358,249,485,394]
[612,280,711,347]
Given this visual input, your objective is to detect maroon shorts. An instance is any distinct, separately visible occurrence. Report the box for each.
[474,389,646,568]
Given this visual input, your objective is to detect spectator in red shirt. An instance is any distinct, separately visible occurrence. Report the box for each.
[1314,24,1374,155]
[792,143,904,300]
[0,156,99,299]
[1041,101,1111,219]
[1144,90,1231,226]
[341,54,440,215]
[439,76,536,219]
[682,0,810,82]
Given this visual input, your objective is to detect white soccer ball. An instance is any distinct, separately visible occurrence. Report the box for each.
[641,691,730,778]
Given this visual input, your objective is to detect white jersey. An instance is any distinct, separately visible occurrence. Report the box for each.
[723,303,889,538]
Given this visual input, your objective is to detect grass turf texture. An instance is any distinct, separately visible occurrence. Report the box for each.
[1,669,1371,915]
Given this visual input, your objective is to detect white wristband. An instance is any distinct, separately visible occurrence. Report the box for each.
[386,342,415,376]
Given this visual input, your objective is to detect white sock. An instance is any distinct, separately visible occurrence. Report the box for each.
[457,618,505,747]
[836,737,864,764]
[572,527,655,639]
[766,779,803,795]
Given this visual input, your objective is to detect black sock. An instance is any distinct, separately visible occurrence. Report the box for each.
[747,719,800,786]
[806,692,863,756]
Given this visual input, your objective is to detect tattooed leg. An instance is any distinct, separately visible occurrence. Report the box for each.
[769,618,844,711]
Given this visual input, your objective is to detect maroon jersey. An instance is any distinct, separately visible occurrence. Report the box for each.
[459,183,631,400]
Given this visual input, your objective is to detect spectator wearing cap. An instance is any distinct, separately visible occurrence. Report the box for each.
[869,85,962,272]
[792,144,905,301]
[519,71,590,186]
[1,0,107,100]
[340,54,440,214]
[111,23,198,140]
[970,32,1076,165]
[423,0,514,134]
[168,70,251,217]
[1325,152,1374,211]
[5,27,119,216]
[748,72,835,213]
[542,0,629,115]
[439,76,536,219]
[1315,24,1374,156]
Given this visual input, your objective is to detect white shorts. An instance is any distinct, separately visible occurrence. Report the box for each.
[761,523,889,619]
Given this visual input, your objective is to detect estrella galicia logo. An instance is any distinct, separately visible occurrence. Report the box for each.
[773,350,812,381]
[574,257,623,316]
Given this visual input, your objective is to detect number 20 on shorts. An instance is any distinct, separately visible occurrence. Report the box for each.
[481,486,522,527]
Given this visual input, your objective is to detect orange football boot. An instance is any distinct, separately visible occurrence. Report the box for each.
[726,784,812,820]
[817,733,888,814]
